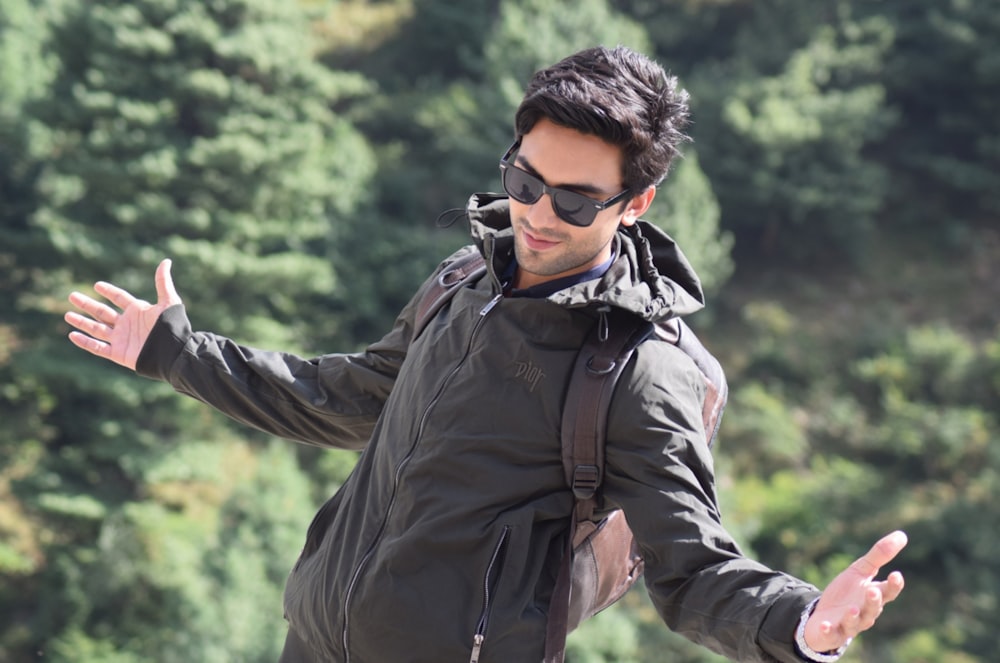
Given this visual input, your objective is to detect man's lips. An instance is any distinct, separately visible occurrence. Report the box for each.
[522,229,561,250]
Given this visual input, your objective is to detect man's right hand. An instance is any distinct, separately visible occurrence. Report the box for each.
[65,258,182,370]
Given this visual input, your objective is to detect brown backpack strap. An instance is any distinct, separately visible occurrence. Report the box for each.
[561,309,651,519]
[413,251,487,341]
[542,509,578,663]
[543,309,651,663]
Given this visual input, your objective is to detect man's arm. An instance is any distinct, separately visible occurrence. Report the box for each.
[603,342,906,662]
[64,258,404,448]
[66,258,182,370]
[65,251,475,449]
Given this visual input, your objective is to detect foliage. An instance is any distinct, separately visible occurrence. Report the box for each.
[650,152,733,295]
[868,0,1000,238]
[0,2,58,657]
[690,2,897,264]
[0,0,50,301]
[1,0,999,661]
[720,306,1000,662]
[1,0,372,659]
[29,0,375,348]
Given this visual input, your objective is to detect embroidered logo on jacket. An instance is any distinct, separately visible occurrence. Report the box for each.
[514,360,546,392]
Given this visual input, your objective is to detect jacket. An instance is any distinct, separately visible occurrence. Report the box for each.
[136,193,820,662]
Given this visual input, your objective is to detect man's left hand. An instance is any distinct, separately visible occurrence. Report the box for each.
[804,530,907,653]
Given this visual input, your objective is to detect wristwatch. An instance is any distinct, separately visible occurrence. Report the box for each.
[794,597,852,662]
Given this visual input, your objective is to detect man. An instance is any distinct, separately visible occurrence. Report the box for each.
[65,46,905,662]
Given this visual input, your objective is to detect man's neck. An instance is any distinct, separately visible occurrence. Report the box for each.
[505,252,617,299]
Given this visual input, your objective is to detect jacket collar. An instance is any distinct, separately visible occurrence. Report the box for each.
[464,193,705,322]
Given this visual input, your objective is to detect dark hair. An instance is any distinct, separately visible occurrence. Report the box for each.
[514,45,691,193]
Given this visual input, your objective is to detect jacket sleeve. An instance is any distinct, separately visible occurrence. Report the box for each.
[602,341,820,663]
[134,249,474,450]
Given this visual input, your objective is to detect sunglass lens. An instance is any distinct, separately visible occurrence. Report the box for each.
[501,163,598,227]
[504,167,543,204]
[553,192,594,227]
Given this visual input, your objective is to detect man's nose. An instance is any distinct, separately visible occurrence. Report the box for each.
[525,191,561,227]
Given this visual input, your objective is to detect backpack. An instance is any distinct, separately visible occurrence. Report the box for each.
[414,251,728,663]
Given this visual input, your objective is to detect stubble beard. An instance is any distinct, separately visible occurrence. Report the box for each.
[512,216,612,280]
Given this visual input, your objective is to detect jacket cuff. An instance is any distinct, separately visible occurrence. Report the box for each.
[756,588,823,663]
[135,304,191,382]
[794,598,851,662]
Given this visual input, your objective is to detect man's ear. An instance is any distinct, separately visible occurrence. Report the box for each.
[619,186,656,227]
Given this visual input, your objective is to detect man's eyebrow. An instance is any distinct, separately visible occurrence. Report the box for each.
[515,154,607,196]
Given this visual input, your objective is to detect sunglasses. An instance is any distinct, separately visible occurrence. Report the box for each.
[499,141,632,227]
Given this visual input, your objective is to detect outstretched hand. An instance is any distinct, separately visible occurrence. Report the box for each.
[803,530,907,653]
[65,259,182,370]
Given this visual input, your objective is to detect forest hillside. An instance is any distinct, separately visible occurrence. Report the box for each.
[1,1,997,661]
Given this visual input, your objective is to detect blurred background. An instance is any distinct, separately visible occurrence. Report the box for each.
[1,1,997,661]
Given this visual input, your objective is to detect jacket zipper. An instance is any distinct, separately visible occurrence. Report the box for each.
[480,293,502,316]
[469,526,511,663]
[341,288,502,662]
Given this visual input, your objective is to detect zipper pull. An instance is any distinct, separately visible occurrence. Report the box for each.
[469,634,485,663]
[480,293,502,316]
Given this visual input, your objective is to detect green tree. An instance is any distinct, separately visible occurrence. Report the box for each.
[0,0,48,236]
[617,1,900,264]
[865,0,1000,241]
[815,325,1000,661]
[0,3,56,656]
[721,306,1000,661]
[2,0,376,659]
[352,0,501,85]
[695,3,896,263]
[652,153,733,295]
[32,0,375,347]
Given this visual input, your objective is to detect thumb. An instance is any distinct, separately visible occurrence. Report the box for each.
[852,530,908,578]
[155,258,182,306]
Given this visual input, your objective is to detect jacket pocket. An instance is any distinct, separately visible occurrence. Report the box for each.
[469,526,511,663]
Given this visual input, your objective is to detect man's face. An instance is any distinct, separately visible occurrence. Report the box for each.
[507,118,654,290]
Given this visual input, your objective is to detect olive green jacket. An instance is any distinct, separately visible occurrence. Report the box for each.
[137,193,819,662]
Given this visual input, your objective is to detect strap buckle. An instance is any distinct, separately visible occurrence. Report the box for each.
[572,464,600,499]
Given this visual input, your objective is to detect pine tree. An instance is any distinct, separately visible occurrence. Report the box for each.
[684,1,897,264]
[33,0,376,347]
[3,0,376,659]
[0,3,57,657]
[873,0,1000,236]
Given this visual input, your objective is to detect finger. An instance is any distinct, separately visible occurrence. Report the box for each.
[856,587,884,630]
[94,280,139,310]
[839,604,864,639]
[812,610,857,648]
[68,331,111,358]
[68,291,119,325]
[155,258,180,305]
[64,311,113,340]
[879,570,905,603]
[851,530,908,577]
[811,619,837,650]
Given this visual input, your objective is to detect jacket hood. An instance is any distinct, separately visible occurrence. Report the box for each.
[465,192,705,322]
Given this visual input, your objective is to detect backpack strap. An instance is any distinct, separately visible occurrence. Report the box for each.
[412,251,487,341]
[544,309,651,663]
[561,308,653,521]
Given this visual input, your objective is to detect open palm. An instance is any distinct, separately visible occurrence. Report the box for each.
[65,259,182,370]
[803,530,907,653]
